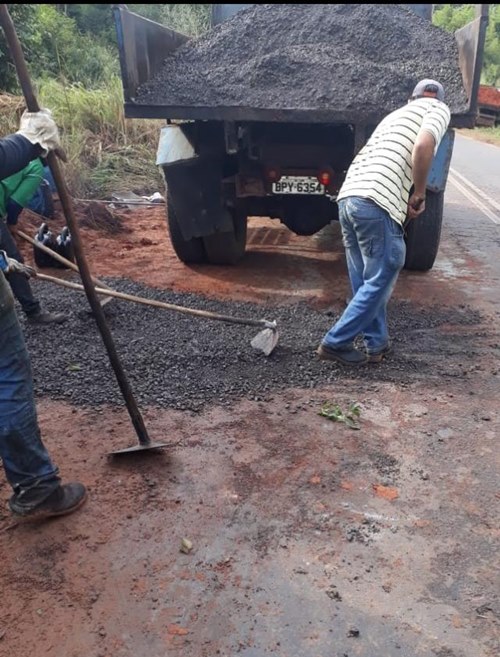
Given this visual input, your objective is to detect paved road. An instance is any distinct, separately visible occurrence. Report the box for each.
[439,134,500,309]
[449,133,500,203]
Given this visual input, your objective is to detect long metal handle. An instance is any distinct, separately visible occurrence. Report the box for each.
[0,4,152,446]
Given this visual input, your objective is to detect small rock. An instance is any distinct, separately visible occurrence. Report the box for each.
[180,538,193,554]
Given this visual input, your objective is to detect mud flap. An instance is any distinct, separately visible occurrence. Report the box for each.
[161,158,232,242]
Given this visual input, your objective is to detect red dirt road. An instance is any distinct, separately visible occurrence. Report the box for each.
[1,197,499,657]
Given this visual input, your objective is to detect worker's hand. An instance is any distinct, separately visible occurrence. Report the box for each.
[16,108,67,162]
[407,192,426,221]
[0,250,37,278]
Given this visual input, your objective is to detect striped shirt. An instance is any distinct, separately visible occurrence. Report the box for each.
[337,98,451,225]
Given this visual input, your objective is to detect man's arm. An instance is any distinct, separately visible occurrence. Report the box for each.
[0,108,64,181]
[408,101,451,220]
[408,130,436,218]
[0,134,41,180]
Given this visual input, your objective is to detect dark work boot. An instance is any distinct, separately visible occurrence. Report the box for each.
[317,343,367,365]
[27,310,68,325]
[9,482,87,520]
[366,341,393,364]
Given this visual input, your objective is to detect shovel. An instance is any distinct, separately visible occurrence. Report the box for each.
[25,234,280,355]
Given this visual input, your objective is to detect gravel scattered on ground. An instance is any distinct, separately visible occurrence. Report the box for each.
[22,276,485,411]
[136,4,469,120]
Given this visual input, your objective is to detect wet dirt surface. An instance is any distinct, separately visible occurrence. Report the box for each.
[1,140,499,656]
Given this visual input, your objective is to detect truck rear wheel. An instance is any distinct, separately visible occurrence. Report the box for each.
[203,209,247,265]
[404,190,444,271]
[167,191,206,264]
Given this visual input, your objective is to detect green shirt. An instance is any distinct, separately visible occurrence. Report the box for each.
[0,157,44,217]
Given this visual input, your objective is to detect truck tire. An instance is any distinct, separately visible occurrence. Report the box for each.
[404,189,444,272]
[203,209,247,265]
[167,192,206,264]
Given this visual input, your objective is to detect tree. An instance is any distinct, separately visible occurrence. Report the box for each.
[0,5,40,91]
[433,4,500,86]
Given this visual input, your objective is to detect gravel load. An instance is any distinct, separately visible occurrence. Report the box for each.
[23,277,483,411]
[135,4,469,120]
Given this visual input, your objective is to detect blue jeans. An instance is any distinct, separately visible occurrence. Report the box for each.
[322,197,406,354]
[0,281,59,493]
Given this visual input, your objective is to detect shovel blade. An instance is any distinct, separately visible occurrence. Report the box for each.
[109,442,171,456]
[250,327,279,356]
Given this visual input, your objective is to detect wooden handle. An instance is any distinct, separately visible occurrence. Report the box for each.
[36,272,275,329]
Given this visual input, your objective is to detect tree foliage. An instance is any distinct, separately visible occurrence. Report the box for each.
[0,4,210,93]
[0,5,40,91]
[0,4,117,92]
[433,4,500,86]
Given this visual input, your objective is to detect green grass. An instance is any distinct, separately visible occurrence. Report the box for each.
[0,77,164,199]
[457,125,500,147]
[38,77,164,198]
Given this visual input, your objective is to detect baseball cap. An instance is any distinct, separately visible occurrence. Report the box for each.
[411,79,445,102]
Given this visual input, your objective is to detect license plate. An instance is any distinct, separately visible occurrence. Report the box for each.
[272,176,325,195]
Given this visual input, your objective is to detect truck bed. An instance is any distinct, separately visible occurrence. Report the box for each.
[114,4,488,129]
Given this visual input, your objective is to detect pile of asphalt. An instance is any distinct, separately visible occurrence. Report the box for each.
[136,4,468,119]
[22,276,483,411]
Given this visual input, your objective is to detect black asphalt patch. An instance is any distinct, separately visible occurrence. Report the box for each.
[21,276,486,411]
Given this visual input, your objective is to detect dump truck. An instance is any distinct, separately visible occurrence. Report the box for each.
[113,4,488,271]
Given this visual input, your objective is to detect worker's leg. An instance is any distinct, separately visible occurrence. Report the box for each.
[362,217,406,354]
[0,283,60,503]
[322,197,404,349]
[340,200,364,301]
[0,220,41,316]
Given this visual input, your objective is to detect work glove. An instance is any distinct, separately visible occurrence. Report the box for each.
[16,108,67,162]
[0,250,36,278]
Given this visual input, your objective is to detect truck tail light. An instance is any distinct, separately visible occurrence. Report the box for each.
[317,169,331,186]
[265,166,281,182]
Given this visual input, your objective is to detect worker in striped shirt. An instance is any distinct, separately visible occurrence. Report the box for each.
[317,79,451,366]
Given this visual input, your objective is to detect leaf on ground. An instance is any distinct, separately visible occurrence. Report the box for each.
[344,417,361,430]
[67,363,81,372]
[372,484,399,501]
[319,401,361,429]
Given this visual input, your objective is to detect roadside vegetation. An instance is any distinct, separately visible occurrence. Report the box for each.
[0,4,498,198]
[457,126,500,147]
